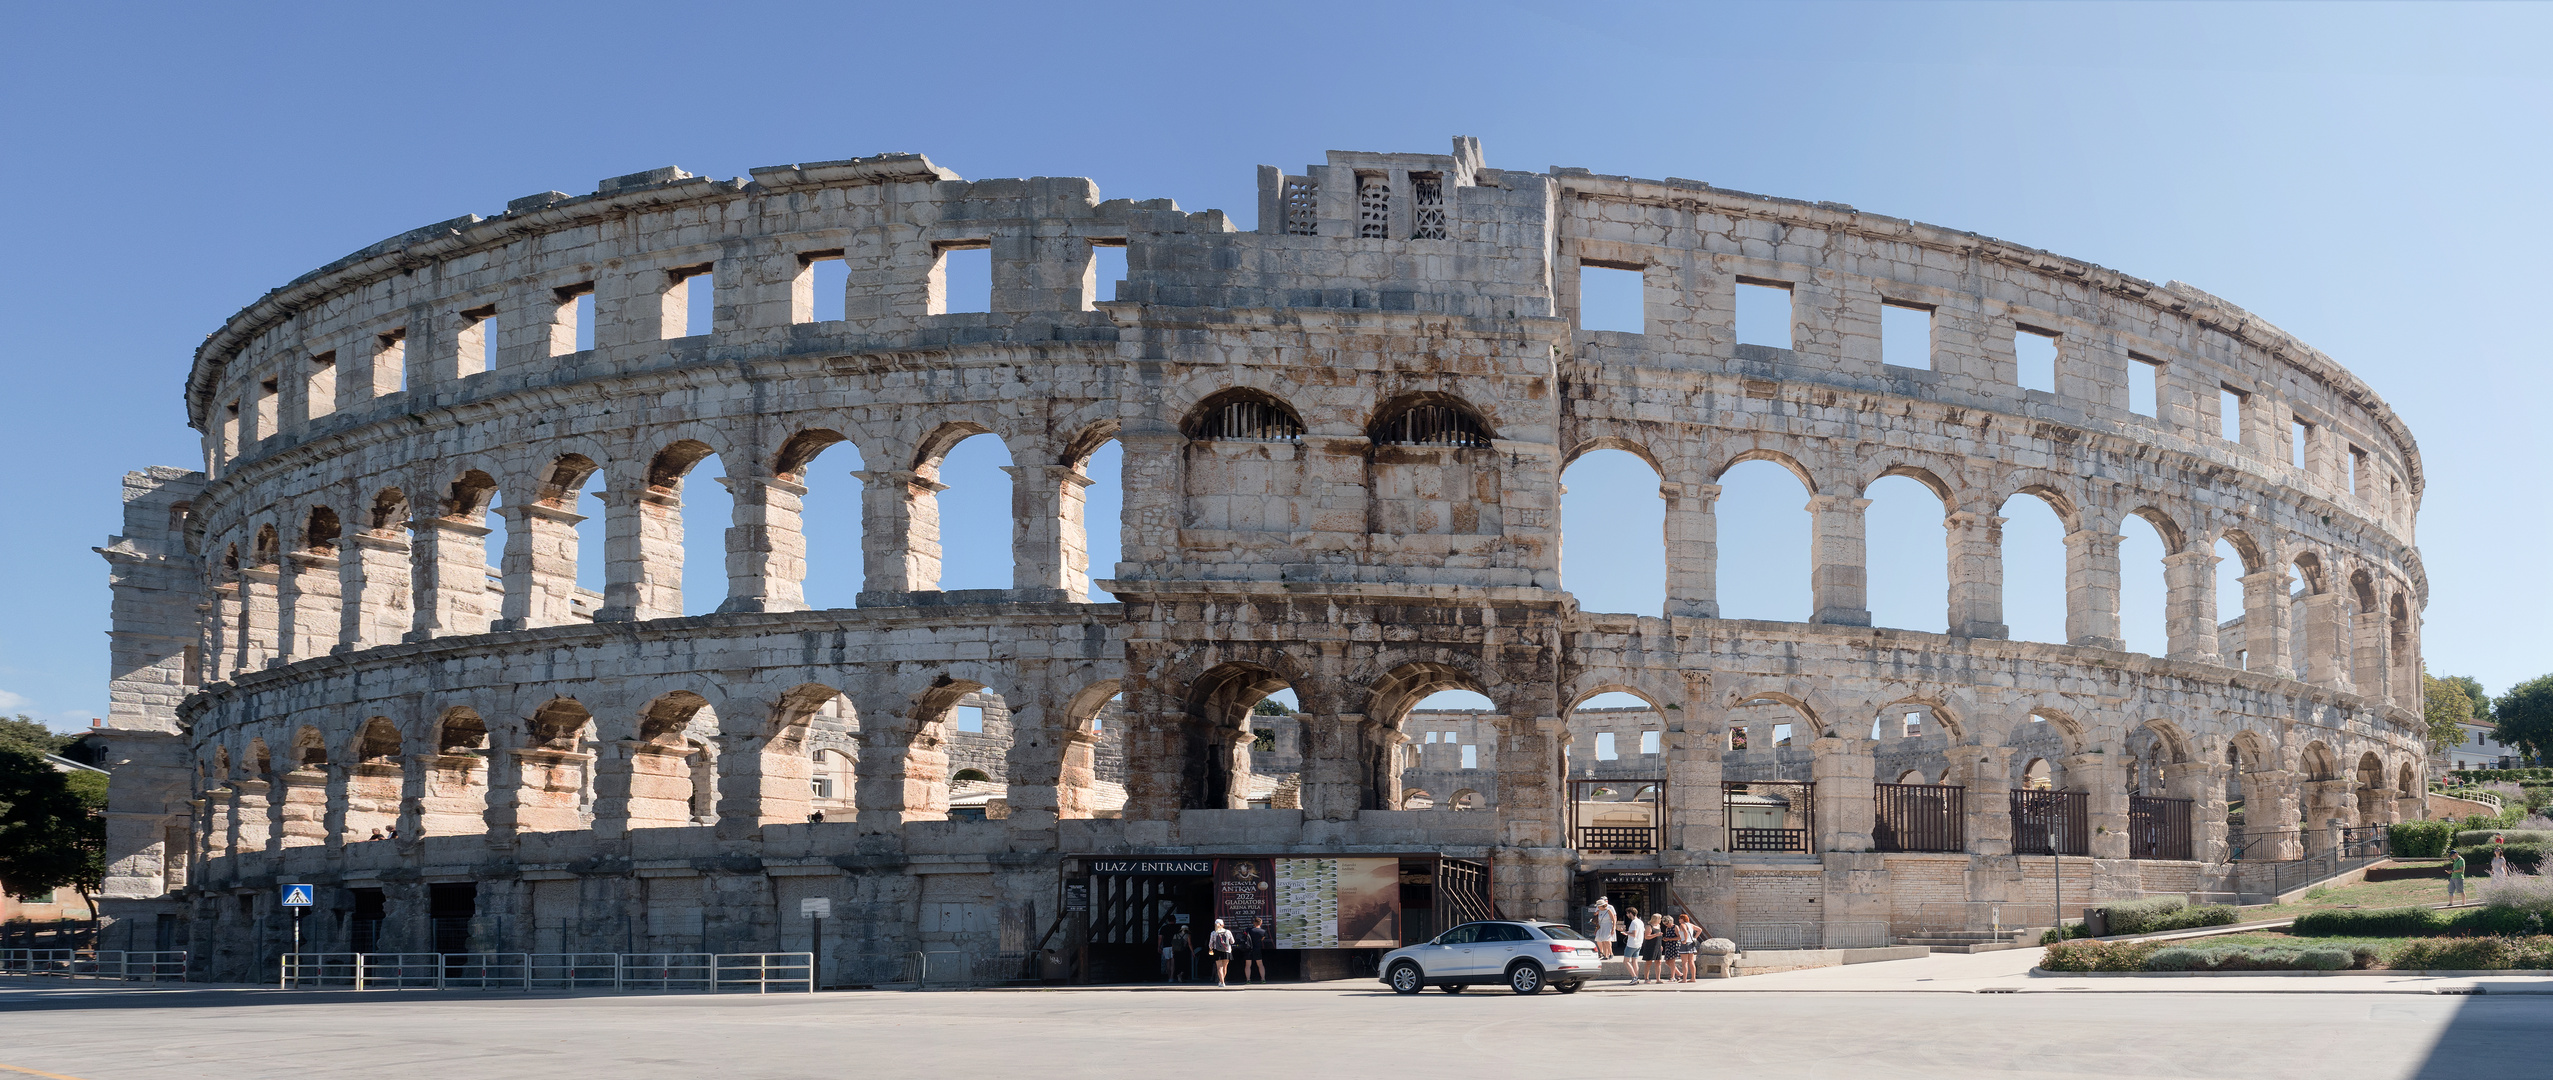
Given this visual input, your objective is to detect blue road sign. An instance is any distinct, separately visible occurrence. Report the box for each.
[281,883,315,908]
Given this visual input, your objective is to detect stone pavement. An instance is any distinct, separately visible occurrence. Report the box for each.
[1582,946,2553,994]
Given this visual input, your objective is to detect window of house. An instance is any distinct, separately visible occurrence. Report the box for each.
[254,377,278,438]
[1640,730,1661,755]
[934,245,990,314]
[2292,418,2313,470]
[2220,387,2246,443]
[1460,745,1478,769]
[1089,241,1127,307]
[954,705,984,733]
[457,304,498,375]
[554,282,597,354]
[375,329,407,395]
[1595,732,1618,760]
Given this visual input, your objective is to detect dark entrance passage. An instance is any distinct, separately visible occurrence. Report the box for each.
[427,883,475,954]
[1084,869,1219,983]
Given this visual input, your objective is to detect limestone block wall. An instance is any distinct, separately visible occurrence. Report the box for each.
[102,137,2432,974]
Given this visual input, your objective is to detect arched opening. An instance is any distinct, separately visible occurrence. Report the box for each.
[435,470,500,634]
[1715,458,1813,622]
[2020,758,2054,790]
[1066,432,1125,603]
[527,454,604,625]
[2355,750,2386,825]
[304,506,341,555]
[1369,667,1497,813]
[1183,665,1294,810]
[1999,492,2069,644]
[2215,535,2253,667]
[1182,390,1310,536]
[1449,789,1482,811]
[630,692,719,827]
[1896,769,1929,784]
[1185,389,1306,442]
[1368,395,1501,536]
[641,442,731,618]
[420,707,490,838]
[345,717,403,840]
[768,683,855,826]
[1864,472,1949,633]
[775,431,866,610]
[1402,788,1435,810]
[1560,448,1665,616]
[517,699,595,832]
[1369,394,1494,449]
[810,748,855,818]
[2118,513,2172,656]
[926,432,1014,592]
[273,726,328,849]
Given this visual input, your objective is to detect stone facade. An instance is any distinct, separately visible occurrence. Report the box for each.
[96,138,2429,978]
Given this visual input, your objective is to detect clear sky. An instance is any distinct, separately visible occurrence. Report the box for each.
[3,1,2546,731]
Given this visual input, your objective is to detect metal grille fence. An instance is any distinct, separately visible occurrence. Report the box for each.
[1725,781,1814,853]
[2129,795,2195,860]
[2010,789,2089,856]
[0,950,187,981]
[277,952,814,993]
[1874,783,1966,853]
[1575,825,1659,853]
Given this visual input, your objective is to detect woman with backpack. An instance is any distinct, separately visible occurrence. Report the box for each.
[1206,919,1237,987]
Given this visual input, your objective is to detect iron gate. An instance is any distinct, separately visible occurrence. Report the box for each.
[1436,858,1496,925]
[2128,795,2194,860]
[1874,783,1965,853]
[2010,789,2089,856]
[1723,781,1814,853]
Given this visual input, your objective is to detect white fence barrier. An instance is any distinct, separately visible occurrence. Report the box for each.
[278,952,814,993]
[0,950,188,981]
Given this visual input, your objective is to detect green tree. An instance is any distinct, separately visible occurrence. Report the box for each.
[2442,676,2490,717]
[2423,672,2474,755]
[2492,674,2553,766]
[0,748,105,908]
[1250,697,1296,716]
[0,714,74,759]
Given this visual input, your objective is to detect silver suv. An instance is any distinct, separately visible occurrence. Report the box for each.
[1379,920,1598,995]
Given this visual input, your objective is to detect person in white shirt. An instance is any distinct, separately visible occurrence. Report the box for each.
[1622,910,1647,984]
[1591,897,1617,959]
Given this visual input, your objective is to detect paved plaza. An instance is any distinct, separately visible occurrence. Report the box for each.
[3,953,2545,1079]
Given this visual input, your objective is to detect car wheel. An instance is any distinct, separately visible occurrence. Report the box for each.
[1555,980,1583,994]
[1508,963,1544,996]
[1388,962,1424,995]
[1439,983,1465,994]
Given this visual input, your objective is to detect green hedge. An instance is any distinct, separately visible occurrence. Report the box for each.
[2392,935,2553,970]
[2391,820,2458,857]
[2147,943,2373,971]
[2292,905,2549,938]
[2038,939,2162,972]
[2451,769,2553,783]
[2453,829,2553,847]
[2454,842,2546,873]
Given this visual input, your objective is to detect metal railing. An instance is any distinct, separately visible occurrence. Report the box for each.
[1875,783,1965,853]
[1576,825,1660,853]
[2128,795,2195,861]
[0,950,187,981]
[277,952,814,993]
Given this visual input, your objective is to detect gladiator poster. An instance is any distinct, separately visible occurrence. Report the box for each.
[1214,858,1274,928]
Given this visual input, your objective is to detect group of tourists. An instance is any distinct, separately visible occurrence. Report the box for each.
[2444,834,2519,905]
[1587,896,1722,983]
[1159,916,1268,987]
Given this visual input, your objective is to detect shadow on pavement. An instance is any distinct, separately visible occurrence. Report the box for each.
[2409,978,2553,1077]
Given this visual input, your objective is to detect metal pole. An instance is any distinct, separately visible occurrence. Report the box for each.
[812,914,822,992]
[2050,812,2063,936]
[291,909,303,988]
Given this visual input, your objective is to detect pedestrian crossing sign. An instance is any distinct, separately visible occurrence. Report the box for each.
[281,884,315,908]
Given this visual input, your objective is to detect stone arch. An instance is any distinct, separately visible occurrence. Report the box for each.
[1994,473,2084,533]
[2298,740,2340,781]
[534,454,602,506]
[2125,505,2188,555]
[290,724,328,768]
[524,698,591,751]
[1867,462,1957,504]
[1448,788,1483,811]
[1561,434,1666,475]
[1402,788,1435,809]
[1182,662,1294,811]
[2349,568,2378,613]
[2290,550,2328,595]
[1712,447,1818,492]
[343,717,404,839]
[441,468,499,521]
[2006,704,2088,761]
[369,487,409,532]
[2216,527,2268,574]
[303,505,341,554]
[622,690,719,828]
[1056,679,1123,820]
[1183,388,1305,442]
[2397,760,2419,797]
[646,440,718,490]
[352,716,402,762]
[1367,391,1496,448]
[1894,768,1930,784]
[2136,718,2195,764]
[772,430,848,481]
[251,523,280,566]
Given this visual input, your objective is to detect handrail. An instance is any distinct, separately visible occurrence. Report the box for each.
[275,952,814,993]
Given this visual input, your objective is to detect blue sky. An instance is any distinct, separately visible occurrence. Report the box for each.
[3,2,2546,730]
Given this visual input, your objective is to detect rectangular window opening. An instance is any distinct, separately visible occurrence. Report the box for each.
[552,282,597,354]
[682,270,716,337]
[2348,447,2367,498]
[253,377,279,439]
[305,352,337,420]
[795,251,847,324]
[1639,730,1662,756]
[1880,301,1933,370]
[2014,326,2059,394]
[2291,418,2312,470]
[221,400,240,459]
[1424,731,1438,744]
[1088,241,1127,307]
[954,705,985,733]
[1594,731,1618,761]
[1773,723,1794,747]
[458,304,498,376]
[2219,387,2246,444]
[1735,279,1793,349]
[1460,744,1478,769]
[1577,261,1644,334]
[1410,173,1446,239]
[1356,172,1389,238]
[2129,354,2162,418]
[377,329,408,395]
[934,244,991,315]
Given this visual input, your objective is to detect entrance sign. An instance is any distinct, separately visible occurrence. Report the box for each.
[281,884,315,908]
[1089,859,1212,875]
[1063,882,1089,913]
[800,897,831,918]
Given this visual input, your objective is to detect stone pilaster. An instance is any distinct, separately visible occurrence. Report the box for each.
[855,469,946,602]
[1663,481,1720,618]
[1945,511,2007,638]
[1806,495,1871,627]
[715,732,812,840]
[719,472,812,613]
[338,531,410,651]
[2302,592,2348,688]
[406,516,494,640]
[1812,736,1875,852]
[1006,463,1095,600]
[2063,529,2123,650]
[2165,761,2231,863]
[2162,549,2219,661]
[2066,752,2129,859]
[279,551,341,662]
[500,501,589,628]
[1948,745,2016,855]
[2239,570,2294,678]
[596,488,684,622]
[237,565,281,670]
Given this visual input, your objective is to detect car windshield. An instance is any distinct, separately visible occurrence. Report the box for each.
[1534,924,1593,943]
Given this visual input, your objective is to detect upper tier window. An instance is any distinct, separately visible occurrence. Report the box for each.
[1373,400,1492,449]
[1189,391,1305,442]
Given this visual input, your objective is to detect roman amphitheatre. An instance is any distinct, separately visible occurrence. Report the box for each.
[88,137,2428,982]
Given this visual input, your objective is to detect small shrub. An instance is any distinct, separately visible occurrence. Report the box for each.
[2101,896,2187,935]
[2141,943,2374,972]
[2038,939,2161,972]
[2393,937,2522,971]
[2475,867,2553,919]
[2146,947,2203,972]
[2390,819,2457,858]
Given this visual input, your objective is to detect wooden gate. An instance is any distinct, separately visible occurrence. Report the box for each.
[2010,789,2089,856]
[1874,783,1965,853]
[2128,795,2194,860]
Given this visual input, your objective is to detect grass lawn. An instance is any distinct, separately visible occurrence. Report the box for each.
[2233,862,2456,924]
